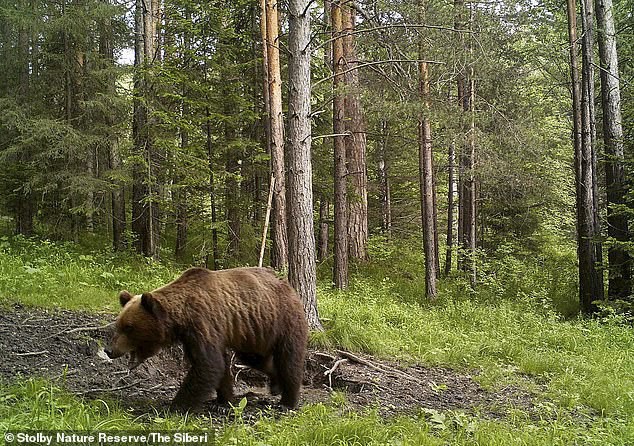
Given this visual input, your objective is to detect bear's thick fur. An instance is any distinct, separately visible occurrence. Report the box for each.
[105,267,308,411]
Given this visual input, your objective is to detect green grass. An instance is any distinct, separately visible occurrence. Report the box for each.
[2,380,633,445]
[0,236,177,311]
[1,235,634,444]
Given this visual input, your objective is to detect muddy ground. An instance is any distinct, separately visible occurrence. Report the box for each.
[0,304,536,419]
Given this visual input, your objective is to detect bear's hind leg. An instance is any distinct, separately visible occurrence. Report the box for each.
[215,351,235,404]
[273,338,305,408]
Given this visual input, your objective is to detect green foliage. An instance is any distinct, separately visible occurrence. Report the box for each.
[0,236,176,311]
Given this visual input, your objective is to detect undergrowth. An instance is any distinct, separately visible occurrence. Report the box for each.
[1,379,633,445]
[0,236,177,311]
[1,235,633,444]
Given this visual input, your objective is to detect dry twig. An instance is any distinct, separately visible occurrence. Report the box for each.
[14,350,49,357]
[335,350,426,386]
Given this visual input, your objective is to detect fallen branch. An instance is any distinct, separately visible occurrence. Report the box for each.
[335,350,426,386]
[14,350,49,357]
[313,352,336,361]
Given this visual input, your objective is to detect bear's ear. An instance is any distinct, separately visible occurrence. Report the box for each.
[141,292,165,319]
[119,290,133,307]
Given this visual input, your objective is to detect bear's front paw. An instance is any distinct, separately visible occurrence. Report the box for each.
[169,399,200,414]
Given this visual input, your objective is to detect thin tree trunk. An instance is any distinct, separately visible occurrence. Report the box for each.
[418,0,437,299]
[132,0,158,257]
[445,140,456,275]
[455,0,467,273]
[567,0,603,313]
[99,7,126,251]
[458,4,477,286]
[16,0,34,236]
[264,0,289,271]
[174,11,190,261]
[466,73,477,286]
[342,4,369,261]
[206,108,219,271]
[379,119,392,236]
[174,129,189,261]
[318,196,329,262]
[287,0,322,330]
[259,176,275,267]
[332,0,348,289]
[596,0,630,300]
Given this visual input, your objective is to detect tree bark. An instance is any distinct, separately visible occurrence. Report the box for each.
[595,0,630,300]
[445,140,456,275]
[132,0,159,257]
[206,108,219,271]
[264,0,289,271]
[15,0,34,236]
[332,0,348,290]
[465,73,477,286]
[418,0,437,299]
[581,0,603,275]
[379,119,392,236]
[99,6,126,251]
[458,4,477,286]
[342,4,369,261]
[318,196,329,262]
[174,10,190,261]
[287,0,322,330]
[567,0,603,313]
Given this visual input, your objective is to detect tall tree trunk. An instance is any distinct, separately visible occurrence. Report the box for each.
[206,108,220,271]
[174,126,189,261]
[332,0,348,289]
[264,0,289,271]
[318,196,329,262]
[16,0,34,236]
[567,0,603,313]
[445,140,456,275]
[132,0,158,257]
[418,0,437,299]
[595,0,630,300]
[63,0,82,243]
[287,0,322,330]
[379,119,392,236]
[342,4,369,261]
[455,0,467,273]
[581,0,603,274]
[458,4,477,286]
[225,141,241,261]
[465,73,477,286]
[99,8,126,250]
[174,12,190,261]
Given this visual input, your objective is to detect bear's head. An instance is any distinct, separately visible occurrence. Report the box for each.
[105,290,168,369]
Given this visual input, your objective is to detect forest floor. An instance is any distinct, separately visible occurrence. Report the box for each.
[0,304,537,420]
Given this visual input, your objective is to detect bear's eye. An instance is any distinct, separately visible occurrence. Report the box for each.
[123,323,134,333]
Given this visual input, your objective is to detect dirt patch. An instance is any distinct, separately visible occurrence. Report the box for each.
[0,305,535,418]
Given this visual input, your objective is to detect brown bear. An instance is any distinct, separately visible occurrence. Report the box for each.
[105,267,308,411]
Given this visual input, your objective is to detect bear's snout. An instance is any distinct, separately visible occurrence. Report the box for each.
[104,347,124,359]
